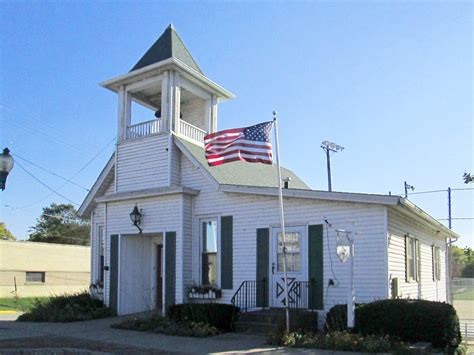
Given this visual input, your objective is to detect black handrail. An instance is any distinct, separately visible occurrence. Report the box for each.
[231,279,268,312]
[288,280,317,310]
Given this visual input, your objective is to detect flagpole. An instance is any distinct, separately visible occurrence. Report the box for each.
[273,110,290,333]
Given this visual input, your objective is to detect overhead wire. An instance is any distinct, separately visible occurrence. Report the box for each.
[12,153,90,191]
[4,136,116,210]
[14,160,80,205]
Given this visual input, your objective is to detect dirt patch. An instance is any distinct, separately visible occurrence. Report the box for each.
[0,335,168,354]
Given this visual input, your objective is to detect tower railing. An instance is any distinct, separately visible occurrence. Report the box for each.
[126,119,161,140]
[177,120,206,145]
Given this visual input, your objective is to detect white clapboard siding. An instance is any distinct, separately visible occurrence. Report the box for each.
[116,134,170,192]
[104,181,115,195]
[103,194,182,311]
[182,194,193,299]
[180,154,389,311]
[387,208,447,301]
[180,98,206,130]
[170,139,181,186]
[90,204,105,286]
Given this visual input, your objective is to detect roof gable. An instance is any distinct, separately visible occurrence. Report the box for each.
[174,136,310,190]
[131,24,203,74]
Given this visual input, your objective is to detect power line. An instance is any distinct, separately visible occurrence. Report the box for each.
[14,160,79,206]
[4,137,115,210]
[12,153,90,191]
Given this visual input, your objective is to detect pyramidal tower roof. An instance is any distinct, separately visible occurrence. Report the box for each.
[131,24,203,74]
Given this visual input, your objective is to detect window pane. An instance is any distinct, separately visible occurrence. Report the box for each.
[202,253,217,285]
[277,232,301,272]
[26,272,45,283]
[203,220,217,253]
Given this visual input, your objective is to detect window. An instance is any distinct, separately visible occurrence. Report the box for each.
[98,226,105,285]
[201,219,218,286]
[433,245,441,281]
[26,272,45,283]
[277,232,301,272]
[405,235,420,282]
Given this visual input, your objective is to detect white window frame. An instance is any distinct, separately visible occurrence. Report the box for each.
[406,235,420,282]
[433,245,441,281]
[200,217,220,287]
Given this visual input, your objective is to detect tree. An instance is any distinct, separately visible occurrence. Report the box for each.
[28,203,90,245]
[463,172,473,184]
[0,222,16,240]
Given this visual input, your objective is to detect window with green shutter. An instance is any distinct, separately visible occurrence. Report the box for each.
[405,235,420,282]
[432,245,441,281]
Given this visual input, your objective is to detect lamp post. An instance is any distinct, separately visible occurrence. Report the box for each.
[0,148,14,191]
[404,181,415,198]
[129,204,143,234]
[321,141,344,191]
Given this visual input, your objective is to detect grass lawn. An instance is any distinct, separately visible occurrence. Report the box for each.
[453,290,474,301]
[0,297,49,312]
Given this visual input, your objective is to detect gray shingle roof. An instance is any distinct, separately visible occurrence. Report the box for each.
[131,24,203,74]
[176,137,310,190]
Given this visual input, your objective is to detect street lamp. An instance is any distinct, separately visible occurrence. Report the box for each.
[0,148,14,191]
[129,204,143,234]
[321,140,344,191]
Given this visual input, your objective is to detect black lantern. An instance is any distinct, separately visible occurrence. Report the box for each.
[0,148,14,191]
[129,204,142,234]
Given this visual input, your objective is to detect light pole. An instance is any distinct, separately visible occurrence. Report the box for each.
[321,140,344,191]
[404,181,415,198]
[0,148,14,191]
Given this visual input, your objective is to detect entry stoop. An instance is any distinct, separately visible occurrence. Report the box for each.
[235,309,317,335]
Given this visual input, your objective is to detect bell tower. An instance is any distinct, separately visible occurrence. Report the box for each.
[101,25,234,193]
[102,24,234,145]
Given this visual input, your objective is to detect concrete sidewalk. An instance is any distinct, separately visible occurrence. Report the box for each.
[0,315,285,354]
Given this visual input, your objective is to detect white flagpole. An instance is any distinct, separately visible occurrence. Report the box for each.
[272,110,290,333]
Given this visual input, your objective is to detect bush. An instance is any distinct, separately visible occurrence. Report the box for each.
[167,303,239,332]
[282,331,404,353]
[112,312,220,337]
[17,292,113,322]
[354,299,462,351]
[323,303,365,332]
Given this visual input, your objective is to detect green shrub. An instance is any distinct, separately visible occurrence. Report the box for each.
[354,299,461,351]
[323,303,365,332]
[282,331,404,353]
[17,292,113,322]
[167,303,239,332]
[112,312,220,337]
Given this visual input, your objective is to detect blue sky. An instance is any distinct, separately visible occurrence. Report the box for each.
[1,1,472,246]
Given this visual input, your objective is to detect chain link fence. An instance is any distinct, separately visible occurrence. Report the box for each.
[452,278,474,344]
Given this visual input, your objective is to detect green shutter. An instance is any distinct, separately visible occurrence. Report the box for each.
[308,224,323,310]
[256,228,269,308]
[165,231,176,308]
[109,234,119,314]
[221,216,233,290]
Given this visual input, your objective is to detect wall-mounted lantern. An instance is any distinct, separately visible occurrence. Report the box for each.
[129,204,143,234]
[0,148,14,191]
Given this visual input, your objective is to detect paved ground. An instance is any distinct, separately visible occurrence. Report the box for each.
[0,314,286,354]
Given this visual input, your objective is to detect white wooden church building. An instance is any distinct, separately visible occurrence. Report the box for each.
[78,25,458,317]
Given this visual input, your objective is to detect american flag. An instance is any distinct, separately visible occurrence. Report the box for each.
[204,121,274,166]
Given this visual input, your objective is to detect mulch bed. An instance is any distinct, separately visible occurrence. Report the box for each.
[0,335,168,354]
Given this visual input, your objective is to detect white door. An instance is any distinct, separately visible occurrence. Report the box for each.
[271,226,307,307]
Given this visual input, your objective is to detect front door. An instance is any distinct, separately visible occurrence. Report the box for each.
[156,245,163,310]
[271,226,307,307]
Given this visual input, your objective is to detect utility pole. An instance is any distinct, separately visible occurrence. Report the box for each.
[448,187,452,229]
[321,140,344,192]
